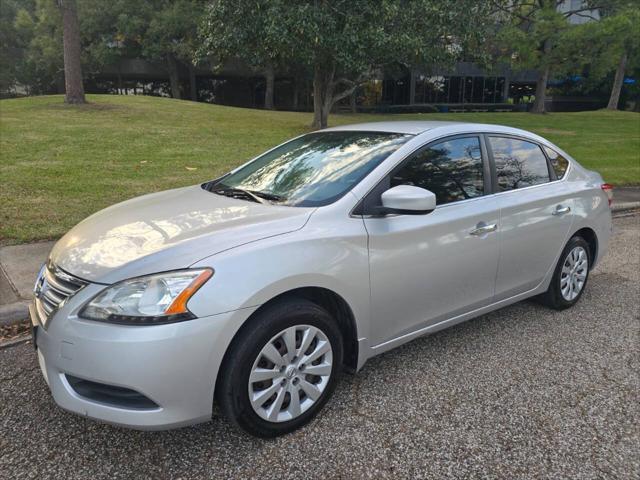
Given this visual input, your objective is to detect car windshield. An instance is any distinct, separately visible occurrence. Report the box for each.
[210,131,412,207]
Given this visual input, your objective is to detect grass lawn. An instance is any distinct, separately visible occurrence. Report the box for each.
[1,94,639,244]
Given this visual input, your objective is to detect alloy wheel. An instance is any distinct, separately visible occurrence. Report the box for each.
[560,246,588,301]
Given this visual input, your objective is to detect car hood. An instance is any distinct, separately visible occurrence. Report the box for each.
[50,185,314,284]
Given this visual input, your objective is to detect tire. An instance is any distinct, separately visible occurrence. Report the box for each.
[540,236,591,310]
[216,298,343,438]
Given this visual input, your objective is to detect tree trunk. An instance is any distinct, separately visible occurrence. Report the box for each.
[502,76,510,103]
[531,39,552,114]
[264,63,275,109]
[188,63,197,101]
[408,66,416,105]
[58,0,85,104]
[292,78,299,111]
[350,89,357,113]
[167,55,181,99]
[531,65,550,114]
[311,64,335,129]
[607,51,627,110]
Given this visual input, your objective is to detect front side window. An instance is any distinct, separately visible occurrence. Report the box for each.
[544,146,570,179]
[489,137,550,191]
[391,136,484,205]
[213,131,411,207]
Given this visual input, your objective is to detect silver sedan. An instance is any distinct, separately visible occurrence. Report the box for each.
[30,121,612,437]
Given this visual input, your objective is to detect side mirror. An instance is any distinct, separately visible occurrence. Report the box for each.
[377,185,436,215]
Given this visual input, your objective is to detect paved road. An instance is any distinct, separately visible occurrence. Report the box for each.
[1,216,638,480]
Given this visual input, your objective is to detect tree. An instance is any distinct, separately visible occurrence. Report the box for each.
[560,1,640,110]
[493,0,600,113]
[298,0,492,127]
[142,0,205,100]
[0,0,27,95]
[199,0,491,127]
[57,0,85,103]
[5,0,65,96]
[591,3,639,109]
[199,1,291,109]
[282,0,388,128]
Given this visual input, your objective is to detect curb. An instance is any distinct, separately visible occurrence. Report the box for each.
[612,201,640,213]
[0,301,30,326]
[0,333,32,350]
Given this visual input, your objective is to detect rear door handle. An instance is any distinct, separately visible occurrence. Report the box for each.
[552,205,571,216]
[470,222,497,236]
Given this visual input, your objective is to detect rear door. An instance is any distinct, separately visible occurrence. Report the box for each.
[363,135,500,346]
[487,135,574,300]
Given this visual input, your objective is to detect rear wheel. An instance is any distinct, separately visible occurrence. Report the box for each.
[541,236,591,310]
[217,298,343,437]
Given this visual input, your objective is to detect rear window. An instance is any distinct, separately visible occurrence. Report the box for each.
[489,137,550,191]
[544,146,570,179]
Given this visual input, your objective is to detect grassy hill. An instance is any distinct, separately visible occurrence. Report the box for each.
[1,94,638,244]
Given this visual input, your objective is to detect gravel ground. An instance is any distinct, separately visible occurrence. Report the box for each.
[1,215,638,480]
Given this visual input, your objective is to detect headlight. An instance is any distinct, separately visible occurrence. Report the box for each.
[79,269,213,325]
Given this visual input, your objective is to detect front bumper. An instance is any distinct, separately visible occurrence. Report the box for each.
[30,296,256,430]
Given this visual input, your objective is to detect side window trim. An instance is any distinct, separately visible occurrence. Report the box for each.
[541,145,558,181]
[479,134,494,195]
[482,133,498,195]
[355,133,489,215]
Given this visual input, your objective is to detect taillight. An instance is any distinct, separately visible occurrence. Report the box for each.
[601,183,614,207]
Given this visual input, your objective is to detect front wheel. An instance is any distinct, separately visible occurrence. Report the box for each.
[217,298,343,437]
[540,236,591,310]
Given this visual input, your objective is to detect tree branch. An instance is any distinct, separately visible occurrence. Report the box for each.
[561,6,601,19]
[330,83,360,105]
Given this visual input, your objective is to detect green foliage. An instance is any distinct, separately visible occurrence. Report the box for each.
[2,0,64,95]
[199,0,290,71]
[142,0,204,64]
[568,2,640,81]
[199,0,494,125]
[495,0,583,77]
[0,0,204,96]
[386,1,492,69]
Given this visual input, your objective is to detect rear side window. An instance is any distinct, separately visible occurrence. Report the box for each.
[489,137,550,191]
[544,146,570,179]
[391,136,484,205]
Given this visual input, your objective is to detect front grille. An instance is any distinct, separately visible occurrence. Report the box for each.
[34,262,88,326]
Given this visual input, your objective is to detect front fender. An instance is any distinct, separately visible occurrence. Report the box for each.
[186,215,371,345]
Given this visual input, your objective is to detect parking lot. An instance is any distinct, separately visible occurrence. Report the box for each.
[1,214,638,479]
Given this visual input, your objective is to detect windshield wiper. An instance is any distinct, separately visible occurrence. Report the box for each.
[250,190,284,202]
[212,187,265,204]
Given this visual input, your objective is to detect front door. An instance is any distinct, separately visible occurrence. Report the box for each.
[363,135,500,347]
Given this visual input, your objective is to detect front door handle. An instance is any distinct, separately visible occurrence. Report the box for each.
[552,205,571,216]
[470,222,498,236]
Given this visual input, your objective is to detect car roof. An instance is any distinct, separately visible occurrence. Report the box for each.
[323,121,460,135]
[322,121,536,138]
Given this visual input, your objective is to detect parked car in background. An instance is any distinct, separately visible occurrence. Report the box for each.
[30,121,612,437]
